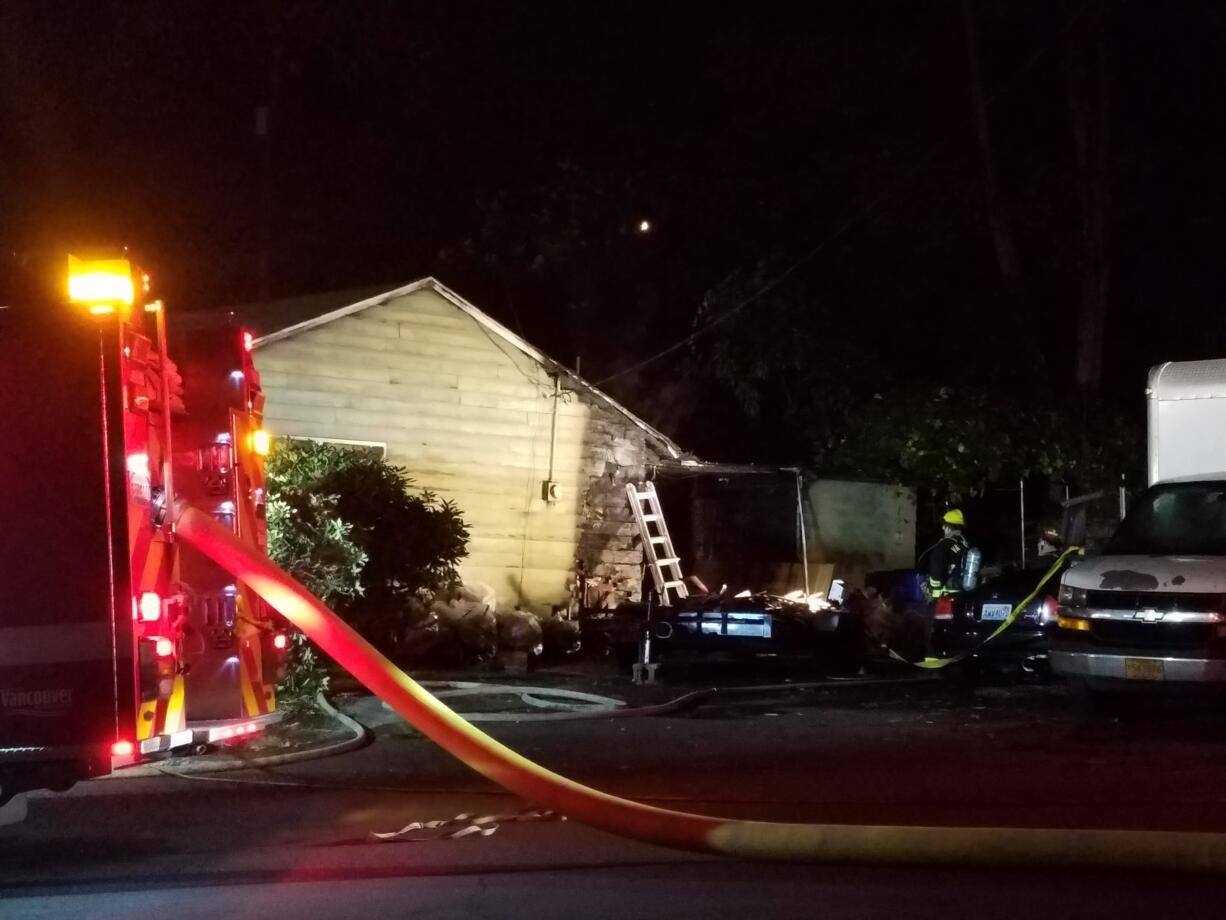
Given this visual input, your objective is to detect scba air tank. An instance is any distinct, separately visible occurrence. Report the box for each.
[960,547,982,591]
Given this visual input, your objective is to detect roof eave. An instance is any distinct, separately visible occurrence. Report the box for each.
[252,277,686,461]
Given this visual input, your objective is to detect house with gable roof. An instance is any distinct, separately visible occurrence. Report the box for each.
[235,277,686,613]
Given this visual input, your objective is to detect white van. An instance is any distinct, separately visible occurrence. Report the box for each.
[1051,359,1226,698]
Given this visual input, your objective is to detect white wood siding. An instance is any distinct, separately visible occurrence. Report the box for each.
[254,289,598,612]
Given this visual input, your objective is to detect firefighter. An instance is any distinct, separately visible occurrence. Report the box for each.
[924,509,969,599]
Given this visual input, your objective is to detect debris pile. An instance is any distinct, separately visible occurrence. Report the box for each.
[687,586,840,626]
[399,582,580,669]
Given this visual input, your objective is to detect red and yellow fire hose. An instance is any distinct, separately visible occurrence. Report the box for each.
[176,507,1226,872]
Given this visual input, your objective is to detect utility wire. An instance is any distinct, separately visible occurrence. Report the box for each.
[594,4,1089,387]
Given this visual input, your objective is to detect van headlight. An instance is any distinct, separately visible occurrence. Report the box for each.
[1058,583,1087,609]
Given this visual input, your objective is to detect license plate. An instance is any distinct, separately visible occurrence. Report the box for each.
[1124,658,1165,681]
[979,603,1012,622]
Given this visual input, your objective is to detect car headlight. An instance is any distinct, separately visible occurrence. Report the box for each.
[1058,583,1087,609]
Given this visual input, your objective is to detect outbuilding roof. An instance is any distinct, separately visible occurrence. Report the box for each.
[240,277,686,460]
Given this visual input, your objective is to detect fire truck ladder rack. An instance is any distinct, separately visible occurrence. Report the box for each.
[626,481,688,606]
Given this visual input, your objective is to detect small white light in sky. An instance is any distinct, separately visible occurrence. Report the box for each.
[638,219,651,233]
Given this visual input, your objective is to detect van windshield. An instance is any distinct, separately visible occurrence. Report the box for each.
[1108,481,1226,555]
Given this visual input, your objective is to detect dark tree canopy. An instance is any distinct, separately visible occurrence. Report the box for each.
[1,2,1220,477]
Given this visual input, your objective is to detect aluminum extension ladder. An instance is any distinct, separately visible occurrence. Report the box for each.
[625,481,688,606]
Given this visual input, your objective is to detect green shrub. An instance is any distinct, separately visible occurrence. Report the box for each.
[264,465,366,712]
[265,439,469,659]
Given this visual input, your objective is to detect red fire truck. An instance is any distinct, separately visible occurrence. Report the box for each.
[0,253,287,810]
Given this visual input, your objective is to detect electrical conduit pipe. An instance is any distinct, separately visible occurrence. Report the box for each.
[177,507,1226,872]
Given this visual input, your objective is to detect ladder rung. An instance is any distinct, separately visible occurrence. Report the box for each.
[641,514,661,522]
[649,536,668,543]
[662,580,686,589]
[655,557,680,567]
[633,491,655,501]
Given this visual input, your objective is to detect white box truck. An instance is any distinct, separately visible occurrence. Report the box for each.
[1051,359,1226,699]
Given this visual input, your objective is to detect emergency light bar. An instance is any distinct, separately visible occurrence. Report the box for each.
[67,255,135,307]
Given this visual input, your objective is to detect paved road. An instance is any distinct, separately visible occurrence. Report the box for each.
[4,679,1226,918]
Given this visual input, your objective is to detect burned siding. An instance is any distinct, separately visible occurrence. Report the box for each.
[576,409,668,609]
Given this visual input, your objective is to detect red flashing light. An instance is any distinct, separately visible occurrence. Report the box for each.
[243,330,254,352]
[154,637,174,658]
[127,453,150,479]
[111,740,135,757]
[139,592,162,623]
[245,722,258,733]
[272,633,288,651]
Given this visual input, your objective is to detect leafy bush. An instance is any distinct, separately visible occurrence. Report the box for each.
[264,467,366,711]
[275,632,333,714]
[265,439,469,656]
[820,385,1143,502]
[265,491,367,604]
[697,268,1144,503]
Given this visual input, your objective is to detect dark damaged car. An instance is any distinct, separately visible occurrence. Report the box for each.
[581,594,862,675]
[932,558,1073,682]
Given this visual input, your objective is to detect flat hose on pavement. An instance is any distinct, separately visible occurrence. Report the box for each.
[176,507,1226,872]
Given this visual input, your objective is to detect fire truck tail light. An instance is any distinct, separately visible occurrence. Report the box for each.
[154,637,174,658]
[243,330,254,352]
[111,740,135,757]
[139,592,162,622]
[273,633,288,651]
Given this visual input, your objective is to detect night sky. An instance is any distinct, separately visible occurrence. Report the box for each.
[3,1,1225,457]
